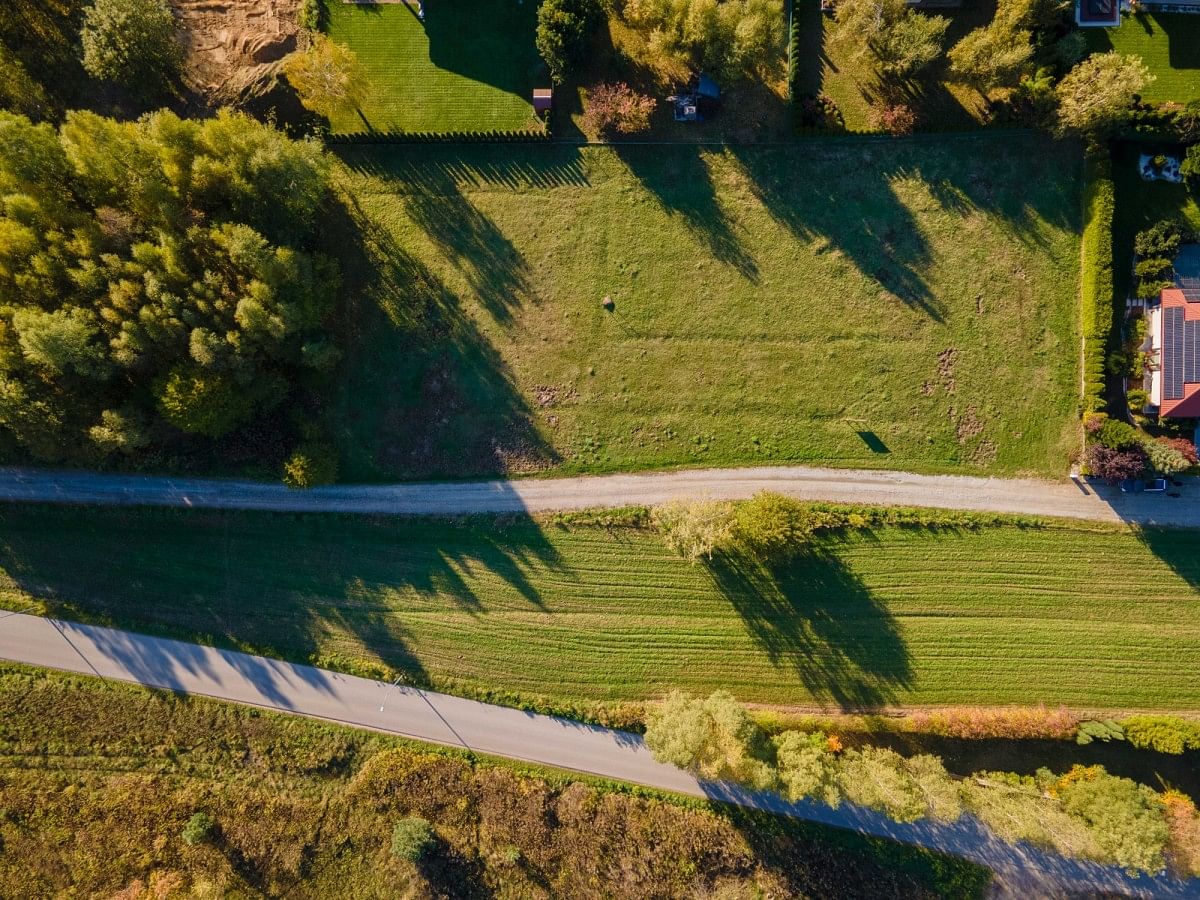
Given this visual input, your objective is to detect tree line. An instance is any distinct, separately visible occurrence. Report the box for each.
[0,109,338,469]
[645,689,1199,876]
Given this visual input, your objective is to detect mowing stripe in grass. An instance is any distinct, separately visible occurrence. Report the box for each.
[2,505,1198,711]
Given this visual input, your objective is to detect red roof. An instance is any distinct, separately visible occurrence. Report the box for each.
[1158,289,1200,417]
[1076,0,1120,25]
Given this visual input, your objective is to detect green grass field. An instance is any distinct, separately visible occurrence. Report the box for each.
[5,505,1200,711]
[328,134,1081,481]
[325,0,541,133]
[1085,13,1200,105]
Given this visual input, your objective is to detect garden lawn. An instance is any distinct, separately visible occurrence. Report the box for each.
[330,134,1081,481]
[1111,141,1200,300]
[4,505,1200,711]
[1085,13,1200,105]
[324,0,541,133]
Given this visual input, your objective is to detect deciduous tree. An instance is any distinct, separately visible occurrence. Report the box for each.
[1084,444,1148,483]
[1057,768,1169,873]
[282,35,368,121]
[948,19,1032,89]
[623,0,785,81]
[645,690,776,788]
[80,0,181,93]
[583,82,656,136]
[831,0,948,78]
[651,496,736,561]
[773,731,841,805]
[1055,51,1152,136]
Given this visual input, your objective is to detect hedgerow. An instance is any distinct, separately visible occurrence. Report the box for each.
[1121,716,1200,755]
[1080,149,1116,414]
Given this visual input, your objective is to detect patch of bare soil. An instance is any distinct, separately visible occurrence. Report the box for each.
[532,385,577,408]
[171,0,301,102]
[950,405,985,443]
[935,348,958,393]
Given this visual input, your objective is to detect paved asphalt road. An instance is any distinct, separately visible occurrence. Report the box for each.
[0,464,1199,525]
[1,612,1196,898]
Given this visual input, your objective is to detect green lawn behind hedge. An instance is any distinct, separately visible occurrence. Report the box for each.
[1085,13,1200,105]
[325,0,541,133]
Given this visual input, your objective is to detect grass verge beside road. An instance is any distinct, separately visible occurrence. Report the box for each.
[3,504,1199,712]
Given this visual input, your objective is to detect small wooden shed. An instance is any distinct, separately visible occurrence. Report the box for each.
[533,88,553,115]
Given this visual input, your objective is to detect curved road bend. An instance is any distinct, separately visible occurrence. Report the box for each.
[0,612,1195,898]
[0,465,1198,525]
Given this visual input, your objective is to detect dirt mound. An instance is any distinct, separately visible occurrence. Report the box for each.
[171,0,301,101]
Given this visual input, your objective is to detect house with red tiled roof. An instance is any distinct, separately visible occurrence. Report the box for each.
[1145,280,1200,417]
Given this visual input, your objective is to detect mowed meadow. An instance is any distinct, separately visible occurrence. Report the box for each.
[328,134,1081,482]
[4,505,1199,711]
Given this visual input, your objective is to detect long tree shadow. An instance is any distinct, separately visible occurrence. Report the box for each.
[727,134,1081,323]
[728,142,940,320]
[342,157,535,326]
[326,186,557,479]
[706,546,912,709]
[423,0,542,105]
[401,172,532,325]
[1128,525,1200,592]
[613,143,760,282]
[0,505,569,692]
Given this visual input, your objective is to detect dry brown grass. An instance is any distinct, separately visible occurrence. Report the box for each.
[0,665,990,899]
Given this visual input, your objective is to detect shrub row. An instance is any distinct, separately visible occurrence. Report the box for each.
[328,128,552,145]
[650,492,1051,564]
[1080,150,1116,414]
[1121,716,1200,755]
[906,706,1079,741]
[647,691,1186,875]
[791,122,1030,137]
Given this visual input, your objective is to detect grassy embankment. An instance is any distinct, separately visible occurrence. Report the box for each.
[3,504,1199,713]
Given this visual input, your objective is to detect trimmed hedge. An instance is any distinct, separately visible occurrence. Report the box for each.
[1080,150,1116,414]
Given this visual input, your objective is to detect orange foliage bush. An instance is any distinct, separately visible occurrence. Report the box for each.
[867,102,917,136]
[1163,791,1200,877]
[906,706,1079,740]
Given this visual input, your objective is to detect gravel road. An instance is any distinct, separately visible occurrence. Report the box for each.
[0,464,1197,525]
